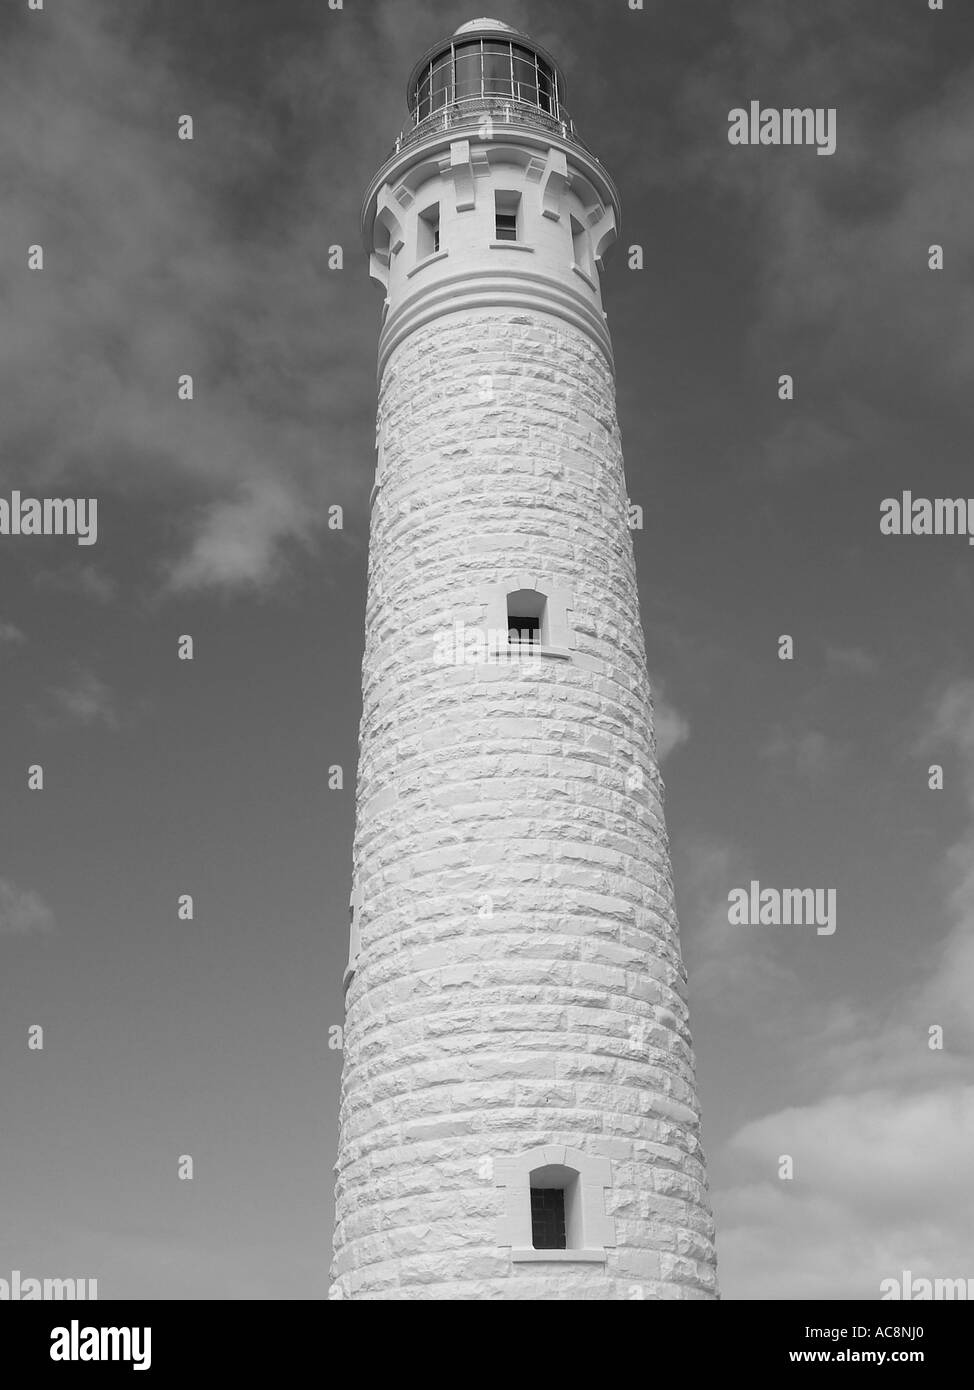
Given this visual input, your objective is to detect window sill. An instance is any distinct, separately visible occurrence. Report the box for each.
[510,1248,607,1264]
[489,240,534,252]
[571,261,598,291]
[407,249,449,278]
[507,644,571,661]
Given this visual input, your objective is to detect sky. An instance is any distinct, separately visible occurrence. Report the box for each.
[1,0,972,1300]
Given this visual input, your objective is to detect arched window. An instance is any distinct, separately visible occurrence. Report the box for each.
[506,588,547,648]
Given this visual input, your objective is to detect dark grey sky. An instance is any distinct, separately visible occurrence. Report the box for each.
[2,0,972,1299]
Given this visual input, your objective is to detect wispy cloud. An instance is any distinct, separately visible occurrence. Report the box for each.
[0,878,54,936]
[0,618,25,644]
[717,1086,974,1299]
[759,726,845,785]
[826,645,879,677]
[35,564,117,604]
[2,0,379,594]
[44,667,119,729]
[664,0,974,425]
[679,839,801,1014]
[712,676,974,1296]
[651,677,690,761]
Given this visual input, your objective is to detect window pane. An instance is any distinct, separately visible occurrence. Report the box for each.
[483,41,512,97]
[537,63,553,113]
[414,69,431,120]
[495,213,518,241]
[454,42,481,100]
[430,54,452,109]
[530,1188,567,1250]
[513,56,537,104]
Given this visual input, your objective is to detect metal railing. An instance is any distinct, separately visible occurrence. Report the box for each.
[391,94,588,157]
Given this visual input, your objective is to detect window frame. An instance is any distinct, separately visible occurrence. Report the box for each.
[477,578,575,662]
[494,1146,615,1263]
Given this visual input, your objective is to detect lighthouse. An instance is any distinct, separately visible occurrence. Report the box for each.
[332,17,719,1300]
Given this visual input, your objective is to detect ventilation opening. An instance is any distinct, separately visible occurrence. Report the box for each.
[495,190,521,242]
[531,1187,566,1250]
[506,589,547,647]
[418,203,440,259]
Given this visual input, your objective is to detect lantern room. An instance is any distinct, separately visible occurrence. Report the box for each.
[403,18,573,147]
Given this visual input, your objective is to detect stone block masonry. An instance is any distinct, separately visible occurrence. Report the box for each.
[332,310,718,1299]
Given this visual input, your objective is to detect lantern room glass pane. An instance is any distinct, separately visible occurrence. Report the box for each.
[415,67,432,121]
[454,42,481,100]
[483,41,513,97]
[430,53,452,109]
[537,62,554,113]
[512,54,538,104]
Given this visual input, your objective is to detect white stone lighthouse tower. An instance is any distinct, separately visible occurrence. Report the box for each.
[332,18,719,1301]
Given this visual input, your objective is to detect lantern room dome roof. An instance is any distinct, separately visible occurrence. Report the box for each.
[453,18,519,34]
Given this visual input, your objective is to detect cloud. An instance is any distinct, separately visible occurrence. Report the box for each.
[45,668,118,729]
[666,0,974,419]
[711,677,974,1297]
[679,839,801,1014]
[826,645,879,677]
[2,1,377,594]
[651,678,690,760]
[167,476,320,593]
[763,415,855,476]
[0,878,54,936]
[760,726,844,784]
[717,1087,974,1299]
[910,680,974,1049]
[35,565,117,604]
[0,619,25,644]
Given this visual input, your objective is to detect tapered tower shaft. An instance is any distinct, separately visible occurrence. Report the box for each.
[332,18,719,1301]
